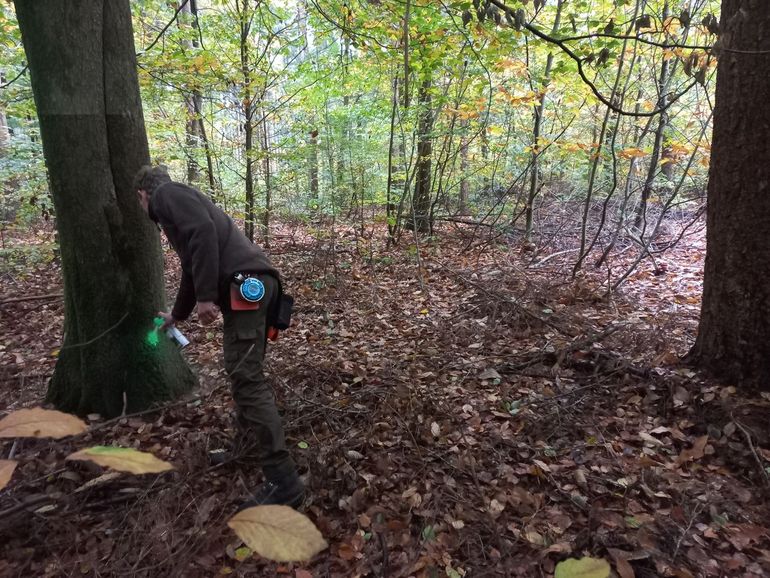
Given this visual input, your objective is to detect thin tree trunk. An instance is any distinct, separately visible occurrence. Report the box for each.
[15,0,195,417]
[524,0,564,242]
[458,118,470,216]
[239,0,255,241]
[308,128,319,206]
[409,78,433,234]
[634,1,670,230]
[386,74,399,242]
[261,110,271,247]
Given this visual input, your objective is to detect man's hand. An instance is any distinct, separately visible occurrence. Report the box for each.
[157,311,176,331]
[197,301,219,325]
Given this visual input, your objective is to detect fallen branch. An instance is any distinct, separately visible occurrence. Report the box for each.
[440,265,575,337]
[84,396,201,435]
[0,293,62,305]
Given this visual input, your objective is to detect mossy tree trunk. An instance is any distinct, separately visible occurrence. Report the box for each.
[15,0,196,417]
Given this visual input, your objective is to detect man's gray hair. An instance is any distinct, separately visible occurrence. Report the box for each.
[133,165,172,196]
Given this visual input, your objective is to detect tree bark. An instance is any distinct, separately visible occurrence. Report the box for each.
[409,78,433,234]
[14,0,195,417]
[689,0,770,388]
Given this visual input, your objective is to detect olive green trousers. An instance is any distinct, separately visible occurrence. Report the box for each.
[222,274,296,481]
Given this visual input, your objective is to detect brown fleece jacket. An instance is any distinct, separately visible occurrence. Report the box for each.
[149,181,278,320]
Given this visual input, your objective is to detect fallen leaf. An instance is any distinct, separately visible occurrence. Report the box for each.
[0,459,17,490]
[478,368,501,380]
[431,422,440,437]
[607,549,635,578]
[0,408,87,438]
[555,557,611,578]
[675,435,709,466]
[489,498,505,517]
[227,505,328,562]
[67,446,173,474]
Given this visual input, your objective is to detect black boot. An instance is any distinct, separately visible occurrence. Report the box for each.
[239,474,305,510]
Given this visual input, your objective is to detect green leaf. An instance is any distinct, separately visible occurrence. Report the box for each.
[555,557,611,578]
[297,441,309,449]
[421,525,436,542]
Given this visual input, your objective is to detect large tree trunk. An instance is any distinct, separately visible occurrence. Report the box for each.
[689,0,770,387]
[15,0,195,417]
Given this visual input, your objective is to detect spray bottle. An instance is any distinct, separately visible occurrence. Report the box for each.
[149,316,190,348]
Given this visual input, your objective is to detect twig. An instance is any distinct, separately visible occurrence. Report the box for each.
[0,495,54,520]
[58,312,128,351]
[442,265,574,336]
[0,65,28,89]
[0,293,62,305]
[137,0,190,55]
[672,503,702,563]
[377,529,389,578]
[733,416,770,485]
[85,396,201,435]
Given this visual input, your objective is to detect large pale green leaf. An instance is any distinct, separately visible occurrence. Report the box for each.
[66,446,173,474]
[228,505,328,562]
[555,557,611,578]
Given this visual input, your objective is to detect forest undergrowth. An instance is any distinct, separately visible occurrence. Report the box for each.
[1,216,769,577]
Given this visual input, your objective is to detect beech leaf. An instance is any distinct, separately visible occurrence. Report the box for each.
[617,147,648,159]
[555,557,611,578]
[227,505,328,562]
[0,408,87,439]
[66,446,174,474]
[0,459,17,490]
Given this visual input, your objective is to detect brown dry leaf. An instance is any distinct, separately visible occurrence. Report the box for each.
[675,435,708,466]
[227,505,328,562]
[0,408,87,438]
[0,459,17,490]
[337,543,355,561]
[67,446,173,474]
[726,524,768,551]
[607,549,635,578]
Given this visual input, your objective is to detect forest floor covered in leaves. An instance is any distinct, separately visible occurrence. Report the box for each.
[1,216,770,577]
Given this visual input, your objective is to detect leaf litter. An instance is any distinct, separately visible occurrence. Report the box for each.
[1,219,770,577]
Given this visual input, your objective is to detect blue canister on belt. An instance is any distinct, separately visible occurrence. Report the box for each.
[236,275,265,302]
